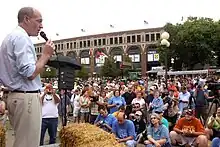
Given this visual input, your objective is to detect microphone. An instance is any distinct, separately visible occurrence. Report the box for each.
[40,31,58,56]
[40,31,48,41]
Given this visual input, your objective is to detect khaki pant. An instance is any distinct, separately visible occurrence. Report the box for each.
[7,92,41,147]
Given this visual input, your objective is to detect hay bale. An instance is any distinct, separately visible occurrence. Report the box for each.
[0,125,6,147]
[59,123,125,147]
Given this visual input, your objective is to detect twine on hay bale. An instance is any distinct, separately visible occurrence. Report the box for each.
[0,125,6,147]
[59,123,125,147]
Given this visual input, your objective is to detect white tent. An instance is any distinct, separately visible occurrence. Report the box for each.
[157,70,209,76]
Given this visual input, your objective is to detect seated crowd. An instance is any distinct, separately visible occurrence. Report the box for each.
[61,78,218,147]
[1,77,220,147]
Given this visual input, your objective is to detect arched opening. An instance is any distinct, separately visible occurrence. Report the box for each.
[109,47,123,62]
[147,45,161,71]
[66,51,76,58]
[94,48,107,73]
[80,50,90,65]
[127,46,141,70]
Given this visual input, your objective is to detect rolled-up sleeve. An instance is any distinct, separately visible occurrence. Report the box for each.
[13,36,36,78]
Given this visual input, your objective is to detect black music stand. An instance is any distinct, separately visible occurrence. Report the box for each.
[47,56,81,126]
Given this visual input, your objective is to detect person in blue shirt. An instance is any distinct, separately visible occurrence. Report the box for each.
[144,113,171,147]
[94,105,116,132]
[211,137,220,147]
[155,108,169,130]
[112,112,136,147]
[108,90,126,114]
[150,90,164,113]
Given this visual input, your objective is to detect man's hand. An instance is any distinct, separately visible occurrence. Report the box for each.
[96,121,102,126]
[144,140,151,145]
[210,116,216,122]
[42,40,54,57]
[116,138,123,143]
[155,142,161,147]
[182,130,193,137]
[52,89,56,95]
[44,89,49,94]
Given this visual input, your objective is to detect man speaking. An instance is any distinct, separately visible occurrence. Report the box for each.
[0,7,54,147]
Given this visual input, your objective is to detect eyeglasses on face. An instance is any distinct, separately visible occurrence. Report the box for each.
[151,117,157,120]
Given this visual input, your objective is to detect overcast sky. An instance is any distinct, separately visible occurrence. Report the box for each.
[1,0,220,44]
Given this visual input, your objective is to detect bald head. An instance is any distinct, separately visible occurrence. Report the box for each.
[117,112,125,124]
[17,7,43,36]
[17,7,34,23]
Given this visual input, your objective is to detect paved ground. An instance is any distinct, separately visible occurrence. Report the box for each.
[5,121,211,147]
[6,129,147,147]
[6,129,60,147]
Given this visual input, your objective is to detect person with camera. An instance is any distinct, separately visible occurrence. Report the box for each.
[89,91,105,124]
[206,107,220,140]
[194,84,212,122]
[40,84,60,146]
[94,105,116,132]
[163,89,179,130]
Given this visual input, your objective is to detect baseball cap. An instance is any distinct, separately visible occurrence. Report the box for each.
[135,111,143,116]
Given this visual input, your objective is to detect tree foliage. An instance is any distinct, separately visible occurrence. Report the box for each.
[159,17,220,70]
[76,66,89,79]
[122,55,133,76]
[41,67,57,78]
[100,55,133,77]
[100,56,120,77]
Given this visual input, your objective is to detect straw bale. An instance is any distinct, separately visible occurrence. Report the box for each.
[59,123,125,147]
[0,125,6,147]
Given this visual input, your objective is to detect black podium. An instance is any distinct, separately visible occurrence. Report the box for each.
[47,56,81,126]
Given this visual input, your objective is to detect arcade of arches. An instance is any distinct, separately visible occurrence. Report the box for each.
[50,45,160,77]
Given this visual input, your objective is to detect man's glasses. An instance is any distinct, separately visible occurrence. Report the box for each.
[151,117,157,120]
[185,109,193,115]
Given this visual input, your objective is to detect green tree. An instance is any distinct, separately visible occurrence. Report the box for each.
[41,67,57,78]
[76,66,89,79]
[159,17,220,70]
[122,55,133,77]
[100,56,120,77]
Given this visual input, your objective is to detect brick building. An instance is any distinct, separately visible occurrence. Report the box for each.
[35,27,163,76]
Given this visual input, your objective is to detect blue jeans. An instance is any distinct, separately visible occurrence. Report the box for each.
[212,137,220,147]
[145,142,171,147]
[125,140,136,147]
[40,118,58,145]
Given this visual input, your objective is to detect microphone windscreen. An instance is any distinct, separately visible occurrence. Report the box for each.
[40,31,48,41]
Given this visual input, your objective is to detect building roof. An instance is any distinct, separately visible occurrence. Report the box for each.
[35,27,163,46]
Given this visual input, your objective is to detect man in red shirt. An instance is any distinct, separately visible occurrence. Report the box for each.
[170,108,208,147]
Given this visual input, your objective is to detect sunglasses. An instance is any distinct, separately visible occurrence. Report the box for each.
[151,117,157,120]
[185,110,193,115]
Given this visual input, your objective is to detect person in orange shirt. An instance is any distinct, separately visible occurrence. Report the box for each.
[170,108,208,147]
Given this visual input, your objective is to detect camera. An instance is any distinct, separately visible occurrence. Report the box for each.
[90,96,99,102]
[213,113,217,118]
[207,82,220,97]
